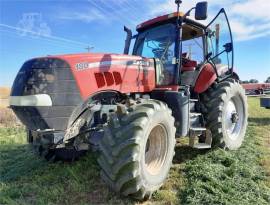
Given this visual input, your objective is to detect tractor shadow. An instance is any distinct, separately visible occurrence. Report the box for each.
[248,117,270,126]
[173,141,210,164]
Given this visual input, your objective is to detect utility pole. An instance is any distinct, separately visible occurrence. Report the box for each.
[85,46,94,53]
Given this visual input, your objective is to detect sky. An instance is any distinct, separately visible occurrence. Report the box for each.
[0,0,270,86]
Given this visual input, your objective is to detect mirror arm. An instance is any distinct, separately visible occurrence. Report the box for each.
[183,7,195,19]
[209,49,226,61]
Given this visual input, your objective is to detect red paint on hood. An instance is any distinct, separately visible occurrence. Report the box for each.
[52,53,156,100]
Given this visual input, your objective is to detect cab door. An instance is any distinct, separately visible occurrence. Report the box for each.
[206,9,234,79]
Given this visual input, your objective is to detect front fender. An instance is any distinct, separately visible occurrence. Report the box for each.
[67,90,124,127]
[63,90,123,142]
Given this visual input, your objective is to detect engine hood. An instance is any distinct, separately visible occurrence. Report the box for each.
[52,52,156,99]
[10,52,155,131]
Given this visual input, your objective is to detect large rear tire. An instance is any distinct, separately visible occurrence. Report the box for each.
[201,79,248,150]
[97,100,176,200]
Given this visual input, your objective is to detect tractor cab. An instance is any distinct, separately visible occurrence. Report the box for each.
[133,19,204,86]
[128,2,234,91]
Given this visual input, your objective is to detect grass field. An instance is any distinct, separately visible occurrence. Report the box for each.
[0,97,269,205]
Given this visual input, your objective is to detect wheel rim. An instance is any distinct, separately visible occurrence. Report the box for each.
[225,96,244,140]
[144,124,168,175]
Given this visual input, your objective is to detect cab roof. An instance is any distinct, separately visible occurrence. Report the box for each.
[136,12,207,32]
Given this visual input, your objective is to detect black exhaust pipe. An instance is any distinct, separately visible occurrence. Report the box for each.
[123,26,132,54]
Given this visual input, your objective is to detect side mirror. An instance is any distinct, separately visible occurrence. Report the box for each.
[223,43,232,53]
[195,1,208,20]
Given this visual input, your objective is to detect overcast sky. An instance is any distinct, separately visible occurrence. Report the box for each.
[0,0,270,86]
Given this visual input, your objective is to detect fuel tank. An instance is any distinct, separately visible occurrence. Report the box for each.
[10,53,156,131]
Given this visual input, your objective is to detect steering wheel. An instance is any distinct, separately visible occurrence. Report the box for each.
[182,57,190,65]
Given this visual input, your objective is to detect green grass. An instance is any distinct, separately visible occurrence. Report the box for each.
[0,97,270,204]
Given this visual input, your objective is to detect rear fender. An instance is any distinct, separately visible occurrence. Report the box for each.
[194,63,217,93]
[194,64,240,93]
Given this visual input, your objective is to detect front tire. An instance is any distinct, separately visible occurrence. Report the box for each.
[97,100,176,200]
[201,79,248,150]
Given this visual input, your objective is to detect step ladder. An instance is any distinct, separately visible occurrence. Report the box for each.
[189,99,212,149]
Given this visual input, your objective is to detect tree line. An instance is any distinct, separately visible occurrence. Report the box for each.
[241,77,270,84]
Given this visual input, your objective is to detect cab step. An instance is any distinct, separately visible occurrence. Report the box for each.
[188,99,212,149]
[190,112,201,117]
[189,129,212,149]
[189,127,206,136]
[190,112,202,127]
[193,143,211,149]
[190,127,206,131]
[189,99,198,112]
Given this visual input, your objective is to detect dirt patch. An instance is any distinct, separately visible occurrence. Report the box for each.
[0,87,20,127]
[0,108,21,127]
[0,87,10,98]
[0,87,10,108]
[0,99,9,108]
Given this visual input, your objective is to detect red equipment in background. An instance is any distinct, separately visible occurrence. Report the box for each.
[241,83,270,95]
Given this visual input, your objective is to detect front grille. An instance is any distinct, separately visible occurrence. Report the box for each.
[10,58,82,131]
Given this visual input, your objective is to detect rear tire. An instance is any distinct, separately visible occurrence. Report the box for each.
[97,99,176,200]
[201,79,248,150]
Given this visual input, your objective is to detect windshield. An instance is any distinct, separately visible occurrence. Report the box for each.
[133,24,176,64]
[133,24,176,85]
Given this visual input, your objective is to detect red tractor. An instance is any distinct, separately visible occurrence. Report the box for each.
[9,1,247,200]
